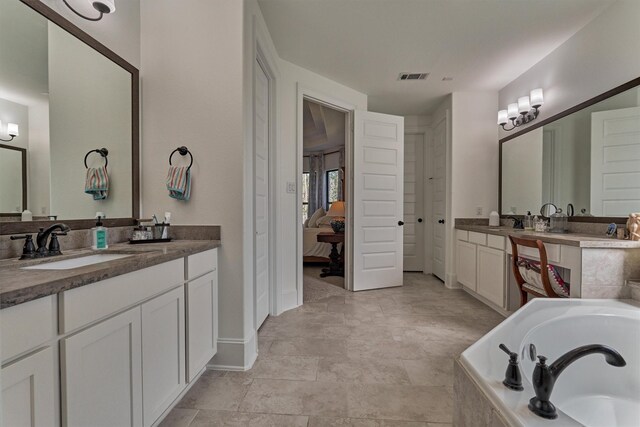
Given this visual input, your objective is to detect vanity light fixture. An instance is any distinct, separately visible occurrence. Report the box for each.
[62,0,115,22]
[0,121,19,142]
[498,88,544,131]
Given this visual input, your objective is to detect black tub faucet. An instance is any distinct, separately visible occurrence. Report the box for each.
[529,344,626,419]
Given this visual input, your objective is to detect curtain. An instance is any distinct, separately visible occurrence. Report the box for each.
[308,154,324,213]
[338,148,345,201]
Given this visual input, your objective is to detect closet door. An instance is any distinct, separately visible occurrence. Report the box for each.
[353,110,404,290]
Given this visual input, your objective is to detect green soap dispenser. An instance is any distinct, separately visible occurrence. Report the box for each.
[92,212,108,250]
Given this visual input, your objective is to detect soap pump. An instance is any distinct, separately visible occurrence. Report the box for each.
[524,211,534,230]
[92,212,108,250]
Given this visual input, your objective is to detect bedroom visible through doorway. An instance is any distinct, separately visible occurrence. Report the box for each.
[301,98,348,297]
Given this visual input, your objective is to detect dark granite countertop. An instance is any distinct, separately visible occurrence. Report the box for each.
[0,240,220,309]
[455,224,640,249]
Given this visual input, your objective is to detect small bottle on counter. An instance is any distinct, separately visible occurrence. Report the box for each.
[92,213,108,250]
[524,211,534,231]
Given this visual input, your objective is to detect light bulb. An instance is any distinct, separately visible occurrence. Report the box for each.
[530,88,544,108]
[497,110,508,125]
[517,97,531,114]
[7,123,18,137]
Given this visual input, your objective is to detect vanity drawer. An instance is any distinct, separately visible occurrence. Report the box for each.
[1,296,55,362]
[59,259,184,333]
[456,230,469,241]
[518,243,561,264]
[468,232,487,246]
[487,235,505,250]
[187,248,218,280]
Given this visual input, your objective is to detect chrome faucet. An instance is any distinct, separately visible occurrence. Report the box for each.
[36,223,70,256]
[529,344,626,419]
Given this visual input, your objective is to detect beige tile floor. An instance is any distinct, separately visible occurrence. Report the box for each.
[161,273,504,427]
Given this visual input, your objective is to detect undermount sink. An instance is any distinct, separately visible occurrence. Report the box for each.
[22,253,132,270]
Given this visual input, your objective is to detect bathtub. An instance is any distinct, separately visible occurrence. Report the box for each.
[459,299,640,427]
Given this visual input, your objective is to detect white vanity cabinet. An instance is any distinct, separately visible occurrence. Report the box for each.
[1,246,220,427]
[1,295,58,427]
[186,249,218,381]
[456,230,508,311]
[476,246,505,307]
[1,347,57,427]
[141,286,186,427]
[62,307,143,427]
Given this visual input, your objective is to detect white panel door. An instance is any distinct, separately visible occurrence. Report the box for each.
[353,111,404,290]
[403,133,425,271]
[432,118,447,281]
[1,347,56,427]
[591,106,640,216]
[62,306,143,427]
[141,287,185,427]
[186,271,218,382]
[254,58,270,328]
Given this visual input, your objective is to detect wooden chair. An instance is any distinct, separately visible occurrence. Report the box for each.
[509,235,570,307]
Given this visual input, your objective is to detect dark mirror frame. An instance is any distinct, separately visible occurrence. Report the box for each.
[0,144,27,215]
[498,76,640,223]
[0,0,139,235]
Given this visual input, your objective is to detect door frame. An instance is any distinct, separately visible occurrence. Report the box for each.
[296,85,356,300]
[253,41,278,329]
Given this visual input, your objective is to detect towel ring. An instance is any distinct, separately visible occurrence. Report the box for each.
[84,148,109,169]
[169,146,193,169]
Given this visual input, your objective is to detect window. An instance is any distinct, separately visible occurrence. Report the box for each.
[326,169,339,209]
[302,172,310,223]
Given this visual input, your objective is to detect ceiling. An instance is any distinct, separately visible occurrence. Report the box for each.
[303,99,346,152]
[258,0,615,115]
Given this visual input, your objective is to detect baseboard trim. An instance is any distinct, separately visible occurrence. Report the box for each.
[207,332,257,371]
[462,287,510,317]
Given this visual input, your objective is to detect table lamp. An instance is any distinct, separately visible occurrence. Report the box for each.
[327,201,345,233]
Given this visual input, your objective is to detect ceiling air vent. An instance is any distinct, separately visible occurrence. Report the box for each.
[398,72,429,81]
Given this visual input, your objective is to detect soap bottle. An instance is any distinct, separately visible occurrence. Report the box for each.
[524,211,533,231]
[21,209,32,221]
[92,214,108,250]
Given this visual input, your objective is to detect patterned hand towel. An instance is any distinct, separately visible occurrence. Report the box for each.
[166,166,191,201]
[85,165,109,200]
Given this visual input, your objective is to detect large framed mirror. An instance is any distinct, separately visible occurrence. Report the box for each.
[499,77,640,221]
[0,0,139,233]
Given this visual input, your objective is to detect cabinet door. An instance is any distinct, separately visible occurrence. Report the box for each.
[1,347,56,427]
[477,246,506,307]
[62,307,142,427]
[141,287,186,427]
[186,270,218,381]
[456,240,477,290]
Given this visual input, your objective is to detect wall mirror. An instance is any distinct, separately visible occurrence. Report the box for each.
[500,78,640,221]
[0,0,139,231]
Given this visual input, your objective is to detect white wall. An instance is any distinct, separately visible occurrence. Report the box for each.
[39,0,140,68]
[48,23,132,219]
[277,58,367,310]
[499,0,640,140]
[141,0,248,368]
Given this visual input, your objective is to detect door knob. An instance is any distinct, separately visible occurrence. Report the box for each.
[418,218,423,223]
[398,221,405,226]
[438,219,445,224]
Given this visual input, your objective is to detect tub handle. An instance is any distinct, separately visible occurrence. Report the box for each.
[499,344,524,391]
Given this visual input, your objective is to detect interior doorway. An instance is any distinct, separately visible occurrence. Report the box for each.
[301,98,350,301]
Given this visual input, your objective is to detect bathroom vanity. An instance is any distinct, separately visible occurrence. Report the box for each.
[0,241,220,427]
[454,222,640,314]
